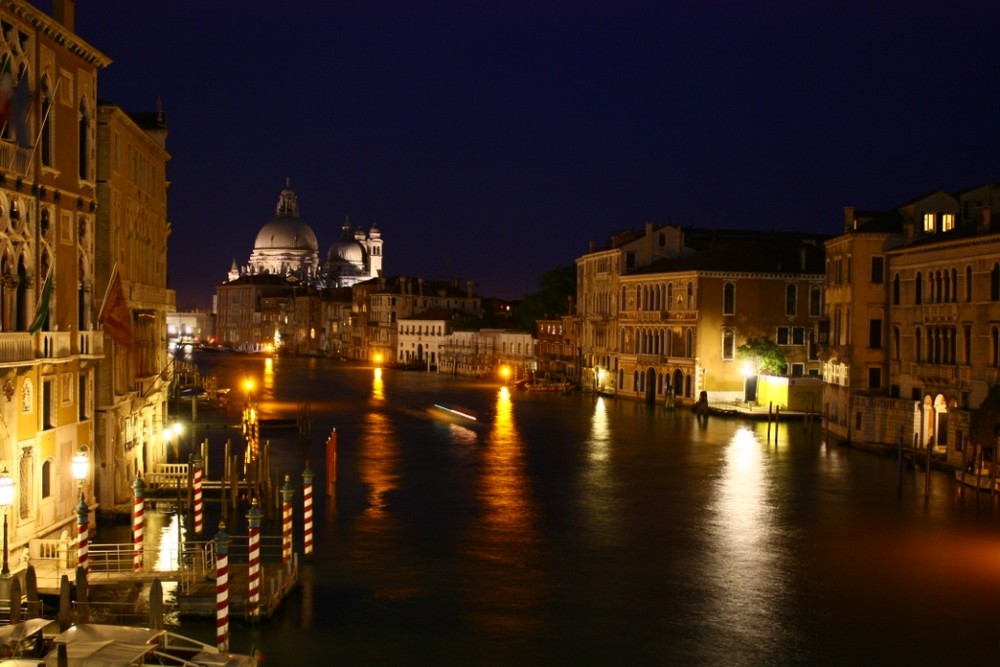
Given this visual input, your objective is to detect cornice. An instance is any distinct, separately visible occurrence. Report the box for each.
[2,1,112,68]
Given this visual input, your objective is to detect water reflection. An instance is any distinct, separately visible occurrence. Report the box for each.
[468,386,543,634]
[372,368,384,402]
[357,410,396,516]
[579,397,619,548]
[703,426,791,659]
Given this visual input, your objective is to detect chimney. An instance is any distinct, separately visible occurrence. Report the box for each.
[52,0,76,32]
[588,241,596,253]
[843,206,855,232]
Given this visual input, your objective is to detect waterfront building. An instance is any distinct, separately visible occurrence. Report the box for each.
[214,274,293,352]
[534,313,579,384]
[576,222,825,405]
[320,286,353,359]
[351,275,481,363]
[396,308,458,370]
[823,184,1000,466]
[0,0,107,551]
[438,328,534,379]
[166,309,214,347]
[94,101,173,512]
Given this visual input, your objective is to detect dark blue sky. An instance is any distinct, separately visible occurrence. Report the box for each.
[70,1,1000,308]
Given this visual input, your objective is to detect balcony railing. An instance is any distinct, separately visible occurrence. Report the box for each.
[0,141,30,178]
[0,333,33,363]
[910,363,970,386]
[78,331,104,357]
[38,331,71,359]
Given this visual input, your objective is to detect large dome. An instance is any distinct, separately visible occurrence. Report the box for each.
[255,219,319,252]
[253,182,318,252]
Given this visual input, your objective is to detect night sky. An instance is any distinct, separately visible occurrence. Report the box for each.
[67,1,1000,309]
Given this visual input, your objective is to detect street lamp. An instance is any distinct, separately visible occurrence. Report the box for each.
[163,421,183,462]
[243,377,253,406]
[0,468,14,577]
[71,449,90,574]
[71,449,89,499]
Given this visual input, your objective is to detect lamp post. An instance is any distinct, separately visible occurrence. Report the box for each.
[163,421,183,463]
[71,449,90,574]
[0,468,14,577]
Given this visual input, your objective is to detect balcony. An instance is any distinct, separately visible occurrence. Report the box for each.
[919,303,959,323]
[38,332,71,359]
[0,333,33,364]
[911,363,971,387]
[78,331,104,358]
[636,353,665,365]
[0,141,30,178]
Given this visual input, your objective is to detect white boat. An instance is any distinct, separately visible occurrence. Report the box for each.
[427,403,481,428]
[19,623,259,667]
[955,468,996,492]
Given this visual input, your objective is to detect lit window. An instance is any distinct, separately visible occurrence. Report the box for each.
[942,213,955,231]
[923,213,935,232]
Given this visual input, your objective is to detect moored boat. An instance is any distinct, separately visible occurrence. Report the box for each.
[955,467,996,492]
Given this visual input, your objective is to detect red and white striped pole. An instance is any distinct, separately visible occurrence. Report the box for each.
[215,521,230,652]
[302,464,314,561]
[76,494,89,574]
[132,474,145,572]
[193,454,204,536]
[281,475,294,566]
[247,499,262,617]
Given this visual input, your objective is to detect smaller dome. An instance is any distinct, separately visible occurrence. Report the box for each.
[327,238,366,264]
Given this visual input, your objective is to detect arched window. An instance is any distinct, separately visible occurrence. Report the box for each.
[916,326,922,362]
[722,328,735,360]
[723,282,735,315]
[992,264,1000,301]
[41,79,54,167]
[966,265,973,302]
[916,272,923,304]
[892,273,900,305]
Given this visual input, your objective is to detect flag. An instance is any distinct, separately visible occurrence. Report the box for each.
[98,264,134,348]
[0,58,12,129]
[11,69,29,148]
[28,269,52,334]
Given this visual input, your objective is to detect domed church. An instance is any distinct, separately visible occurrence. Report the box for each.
[227,180,384,288]
[246,180,320,279]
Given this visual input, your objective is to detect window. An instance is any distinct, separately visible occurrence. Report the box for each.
[942,213,955,231]
[791,363,804,377]
[723,282,735,315]
[41,81,54,168]
[893,326,900,361]
[625,252,636,270]
[792,327,805,345]
[722,329,735,360]
[785,284,797,316]
[42,380,53,430]
[868,367,882,390]
[869,319,882,349]
[916,272,923,304]
[777,327,790,345]
[871,257,884,284]
[78,100,90,181]
[892,274,900,305]
[923,212,935,232]
[992,264,1000,301]
[809,287,821,317]
[41,460,52,499]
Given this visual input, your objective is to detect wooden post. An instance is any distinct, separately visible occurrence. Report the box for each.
[57,575,71,631]
[150,579,163,630]
[247,500,262,619]
[75,566,89,624]
[215,522,230,652]
[281,476,294,566]
[302,464,314,561]
[9,575,20,624]
[133,474,145,572]
[326,429,337,496]
[193,455,204,536]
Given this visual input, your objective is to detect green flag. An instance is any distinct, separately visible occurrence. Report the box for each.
[28,270,52,334]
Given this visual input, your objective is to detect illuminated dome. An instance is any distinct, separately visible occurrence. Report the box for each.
[248,180,320,277]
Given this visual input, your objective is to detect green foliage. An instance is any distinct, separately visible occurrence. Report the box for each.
[736,337,787,375]
[513,265,576,332]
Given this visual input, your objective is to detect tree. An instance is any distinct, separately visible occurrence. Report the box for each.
[513,265,576,331]
[736,337,786,375]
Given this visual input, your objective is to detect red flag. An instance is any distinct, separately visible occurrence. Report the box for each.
[98,264,134,347]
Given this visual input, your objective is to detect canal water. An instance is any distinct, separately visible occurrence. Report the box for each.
[142,352,1000,665]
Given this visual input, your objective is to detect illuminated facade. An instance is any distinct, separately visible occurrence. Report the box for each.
[0,0,108,552]
[824,184,1000,466]
[94,102,174,511]
[577,223,825,405]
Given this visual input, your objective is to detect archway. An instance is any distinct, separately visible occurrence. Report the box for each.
[644,368,656,404]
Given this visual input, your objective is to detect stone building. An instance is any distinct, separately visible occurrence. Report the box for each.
[0,0,107,550]
[94,101,174,512]
[576,222,825,405]
[824,184,1000,467]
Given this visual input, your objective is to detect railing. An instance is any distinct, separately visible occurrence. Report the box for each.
[146,463,189,489]
[78,330,104,357]
[0,141,30,177]
[0,332,33,363]
[38,331,71,358]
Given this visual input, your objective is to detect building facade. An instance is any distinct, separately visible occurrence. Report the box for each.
[94,101,174,512]
[823,184,1000,468]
